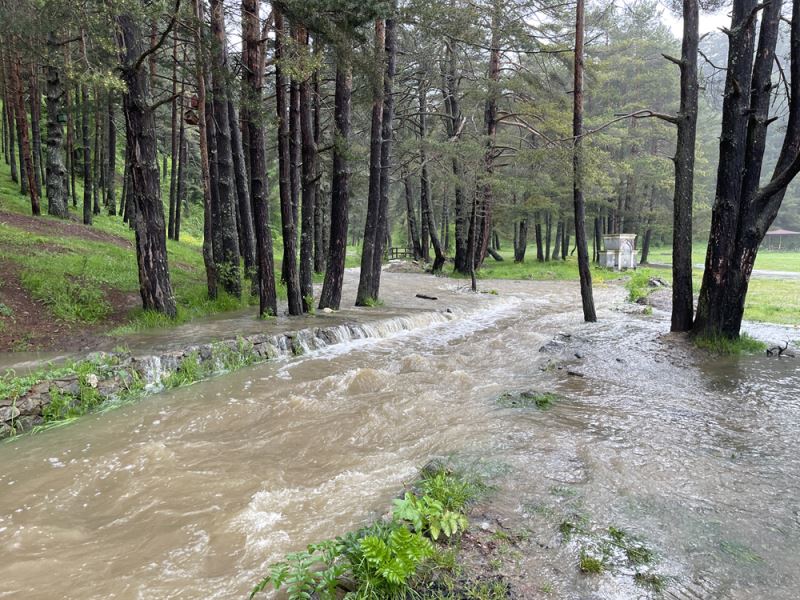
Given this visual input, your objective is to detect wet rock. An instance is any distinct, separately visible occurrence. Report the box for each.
[14,415,42,432]
[574,352,584,359]
[648,277,670,288]
[0,405,20,423]
[15,395,45,415]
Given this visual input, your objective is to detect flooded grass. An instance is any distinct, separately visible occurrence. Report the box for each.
[694,333,767,355]
[497,390,560,410]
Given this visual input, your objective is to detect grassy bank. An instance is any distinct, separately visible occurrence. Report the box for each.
[646,243,800,273]
[0,161,284,348]
[460,249,800,326]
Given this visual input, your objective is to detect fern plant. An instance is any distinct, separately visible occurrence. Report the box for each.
[249,540,346,600]
[393,492,469,541]
[343,521,434,598]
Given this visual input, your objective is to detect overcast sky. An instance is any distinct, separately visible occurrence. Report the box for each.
[659,2,732,37]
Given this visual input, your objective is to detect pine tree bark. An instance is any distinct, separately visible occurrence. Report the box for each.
[243,0,278,316]
[694,0,800,338]
[318,56,352,311]
[404,172,422,259]
[193,0,218,300]
[6,86,18,184]
[209,0,242,298]
[106,95,117,216]
[573,0,596,322]
[28,70,43,200]
[92,88,102,215]
[298,28,317,312]
[356,19,386,306]
[371,15,397,297]
[312,44,326,274]
[670,0,698,332]
[45,33,68,218]
[10,56,39,215]
[419,80,446,273]
[80,83,92,224]
[274,7,302,315]
[168,32,179,239]
[116,9,176,317]
[228,99,256,278]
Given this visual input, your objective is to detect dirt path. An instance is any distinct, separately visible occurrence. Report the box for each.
[0,210,133,249]
[0,259,132,353]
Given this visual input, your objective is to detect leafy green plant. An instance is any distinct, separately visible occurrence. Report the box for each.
[363,297,384,308]
[579,549,605,574]
[497,390,559,410]
[419,469,484,512]
[393,492,469,541]
[162,352,206,388]
[304,295,316,315]
[694,333,766,355]
[249,539,346,600]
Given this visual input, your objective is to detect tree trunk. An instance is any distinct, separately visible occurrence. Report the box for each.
[311,47,326,274]
[572,0,597,322]
[228,99,256,279]
[274,7,302,315]
[562,219,570,261]
[80,83,91,224]
[418,79,445,272]
[10,56,39,215]
[28,70,43,200]
[535,217,544,262]
[514,219,528,263]
[552,220,562,260]
[694,0,800,338]
[242,0,278,316]
[168,32,179,239]
[106,95,117,216]
[290,75,301,232]
[471,0,500,268]
[45,33,68,218]
[175,105,187,242]
[318,56,352,310]
[6,86,18,184]
[404,173,422,259]
[116,9,176,318]
[299,27,316,312]
[210,0,242,298]
[193,0,218,300]
[92,88,102,215]
[356,19,386,306]
[371,15,397,296]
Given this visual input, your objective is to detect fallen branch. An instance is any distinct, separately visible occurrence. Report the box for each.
[415,293,438,301]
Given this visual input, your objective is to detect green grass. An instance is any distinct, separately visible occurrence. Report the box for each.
[647,243,800,273]
[693,333,767,355]
[497,390,560,410]
[0,160,293,339]
[450,250,614,284]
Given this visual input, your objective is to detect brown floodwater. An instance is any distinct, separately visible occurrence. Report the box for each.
[0,271,798,599]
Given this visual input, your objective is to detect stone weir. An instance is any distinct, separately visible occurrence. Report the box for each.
[0,310,456,439]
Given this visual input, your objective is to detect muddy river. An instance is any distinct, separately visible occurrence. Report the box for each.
[0,271,798,599]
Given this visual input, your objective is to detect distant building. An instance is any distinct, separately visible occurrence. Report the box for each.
[762,228,800,250]
[599,234,637,270]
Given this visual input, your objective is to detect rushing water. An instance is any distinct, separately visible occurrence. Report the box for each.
[0,271,798,599]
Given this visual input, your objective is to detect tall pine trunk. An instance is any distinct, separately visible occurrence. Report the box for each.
[210,0,242,298]
[371,15,397,296]
[274,7,302,315]
[242,0,278,316]
[116,9,176,317]
[318,55,352,311]
[45,33,68,218]
[356,19,386,306]
[572,0,596,322]
[298,28,317,312]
